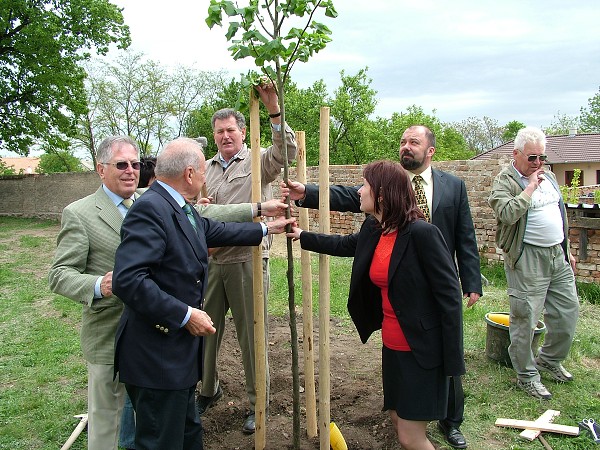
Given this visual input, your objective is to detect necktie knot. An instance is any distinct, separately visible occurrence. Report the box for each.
[121,198,134,209]
[413,175,431,222]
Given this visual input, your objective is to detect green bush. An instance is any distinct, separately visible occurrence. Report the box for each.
[577,281,600,305]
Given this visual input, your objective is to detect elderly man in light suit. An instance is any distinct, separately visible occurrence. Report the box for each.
[48,135,288,450]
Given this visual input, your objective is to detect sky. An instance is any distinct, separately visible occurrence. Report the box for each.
[109,0,600,129]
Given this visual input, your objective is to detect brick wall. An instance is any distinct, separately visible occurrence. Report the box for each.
[2,156,599,284]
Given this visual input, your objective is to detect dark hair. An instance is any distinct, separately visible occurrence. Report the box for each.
[138,156,157,188]
[363,160,424,233]
[211,108,246,130]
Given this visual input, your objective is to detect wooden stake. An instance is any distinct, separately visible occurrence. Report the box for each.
[318,107,331,450]
[296,131,318,438]
[250,88,267,450]
[538,434,554,450]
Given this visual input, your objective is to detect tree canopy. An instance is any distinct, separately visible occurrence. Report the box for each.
[580,86,600,133]
[0,0,130,155]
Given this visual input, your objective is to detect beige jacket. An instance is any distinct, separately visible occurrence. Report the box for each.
[205,123,297,263]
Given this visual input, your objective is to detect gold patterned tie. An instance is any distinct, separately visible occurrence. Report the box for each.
[183,203,198,232]
[121,198,134,209]
[413,175,431,222]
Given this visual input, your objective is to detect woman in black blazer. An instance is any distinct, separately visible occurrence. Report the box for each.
[287,160,465,450]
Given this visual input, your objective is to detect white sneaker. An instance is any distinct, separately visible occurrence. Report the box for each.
[535,358,574,382]
[517,379,552,400]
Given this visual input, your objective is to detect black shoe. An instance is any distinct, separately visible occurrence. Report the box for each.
[242,412,256,434]
[438,422,467,449]
[196,384,223,416]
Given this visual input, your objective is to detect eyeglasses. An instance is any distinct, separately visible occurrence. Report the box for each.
[103,161,141,170]
[518,150,547,162]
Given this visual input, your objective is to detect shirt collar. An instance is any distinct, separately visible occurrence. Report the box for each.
[102,184,132,207]
[218,145,246,169]
[409,165,433,185]
[156,180,186,207]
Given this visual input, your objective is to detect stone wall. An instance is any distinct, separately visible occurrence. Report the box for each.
[2,157,600,284]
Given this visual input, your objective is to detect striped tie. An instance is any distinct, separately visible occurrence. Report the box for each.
[413,175,431,222]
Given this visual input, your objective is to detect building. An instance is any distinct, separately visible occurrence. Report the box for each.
[1,157,40,174]
[471,131,600,186]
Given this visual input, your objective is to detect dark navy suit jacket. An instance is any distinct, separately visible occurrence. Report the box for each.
[113,181,264,390]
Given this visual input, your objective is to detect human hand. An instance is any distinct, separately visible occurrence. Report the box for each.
[255,78,279,115]
[569,253,576,272]
[286,226,304,241]
[260,198,290,217]
[100,271,113,297]
[184,308,216,336]
[464,292,481,308]
[197,197,213,206]
[528,168,546,188]
[280,180,306,201]
[266,217,297,235]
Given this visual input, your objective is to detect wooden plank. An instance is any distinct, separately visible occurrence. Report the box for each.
[495,418,580,436]
[520,410,560,441]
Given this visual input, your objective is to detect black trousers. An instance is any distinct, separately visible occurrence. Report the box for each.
[126,384,203,450]
[442,375,465,427]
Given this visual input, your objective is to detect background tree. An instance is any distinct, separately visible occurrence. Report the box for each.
[329,68,377,164]
[544,111,579,135]
[37,149,84,173]
[0,0,130,154]
[453,116,503,153]
[78,51,226,159]
[0,159,17,175]
[502,120,526,143]
[580,86,600,132]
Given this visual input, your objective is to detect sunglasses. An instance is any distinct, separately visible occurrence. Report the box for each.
[518,150,547,162]
[103,161,141,170]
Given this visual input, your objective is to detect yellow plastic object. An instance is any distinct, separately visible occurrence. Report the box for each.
[488,313,510,327]
[330,422,348,450]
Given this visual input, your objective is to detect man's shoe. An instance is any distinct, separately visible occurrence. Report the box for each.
[437,422,467,449]
[535,358,574,382]
[242,412,256,434]
[517,379,552,400]
[196,384,223,416]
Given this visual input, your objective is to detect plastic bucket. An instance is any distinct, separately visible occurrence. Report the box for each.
[484,312,546,367]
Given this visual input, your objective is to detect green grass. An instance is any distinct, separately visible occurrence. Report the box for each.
[1,216,599,450]
[269,253,600,450]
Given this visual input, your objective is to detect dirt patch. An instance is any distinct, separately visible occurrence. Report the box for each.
[200,234,426,449]
[201,314,403,450]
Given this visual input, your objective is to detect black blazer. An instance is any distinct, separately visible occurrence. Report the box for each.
[113,182,264,390]
[302,168,482,296]
[300,218,465,376]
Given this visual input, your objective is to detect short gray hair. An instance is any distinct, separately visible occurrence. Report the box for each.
[155,137,203,179]
[514,126,546,152]
[96,136,139,163]
[211,108,246,130]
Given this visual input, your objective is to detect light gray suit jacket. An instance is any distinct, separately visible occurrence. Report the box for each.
[49,186,253,364]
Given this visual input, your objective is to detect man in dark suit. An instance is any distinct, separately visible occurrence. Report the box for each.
[112,137,293,450]
[286,125,481,449]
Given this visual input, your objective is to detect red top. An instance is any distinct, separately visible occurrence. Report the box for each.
[369,230,411,351]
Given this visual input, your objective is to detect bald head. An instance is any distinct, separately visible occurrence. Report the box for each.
[155,137,206,200]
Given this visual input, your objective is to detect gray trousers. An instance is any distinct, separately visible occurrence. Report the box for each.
[505,243,579,382]
[200,258,270,410]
